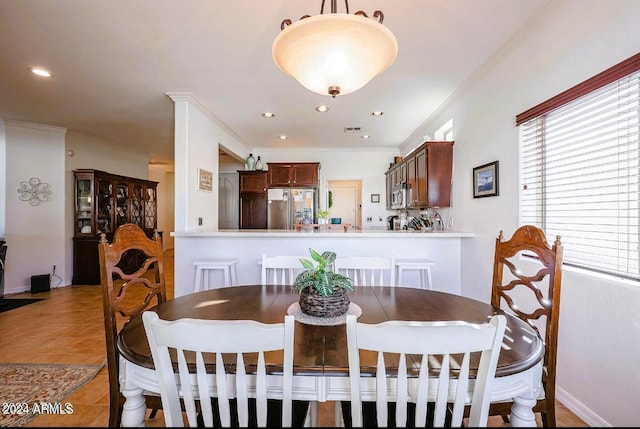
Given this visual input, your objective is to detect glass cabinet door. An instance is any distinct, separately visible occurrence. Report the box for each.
[115,181,129,228]
[144,186,156,230]
[131,184,143,227]
[97,179,114,234]
[76,179,93,235]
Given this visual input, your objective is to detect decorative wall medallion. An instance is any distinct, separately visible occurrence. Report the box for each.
[17,177,52,205]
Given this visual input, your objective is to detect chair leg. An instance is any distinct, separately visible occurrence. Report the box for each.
[110,394,123,427]
[501,413,510,424]
[148,408,158,419]
[541,409,557,428]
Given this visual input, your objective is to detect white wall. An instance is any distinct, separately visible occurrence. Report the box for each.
[149,166,175,250]
[3,120,66,294]
[168,93,251,232]
[406,0,640,425]
[1,119,162,293]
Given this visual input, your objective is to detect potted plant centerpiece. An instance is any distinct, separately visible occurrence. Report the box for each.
[293,248,353,318]
[317,208,329,224]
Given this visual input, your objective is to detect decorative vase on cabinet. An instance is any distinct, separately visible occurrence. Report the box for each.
[246,153,256,170]
[255,156,263,171]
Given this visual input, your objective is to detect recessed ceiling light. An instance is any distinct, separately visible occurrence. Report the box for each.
[361,135,371,139]
[261,112,275,118]
[31,68,52,78]
[279,135,288,140]
[315,105,329,113]
[371,111,384,116]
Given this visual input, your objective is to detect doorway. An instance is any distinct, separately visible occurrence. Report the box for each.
[327,180,361,229]
[218,173,239,229]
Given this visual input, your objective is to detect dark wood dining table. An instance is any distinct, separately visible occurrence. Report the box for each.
[117,285,544,427]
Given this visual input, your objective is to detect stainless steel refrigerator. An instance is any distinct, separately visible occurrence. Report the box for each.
[267,188,316,229]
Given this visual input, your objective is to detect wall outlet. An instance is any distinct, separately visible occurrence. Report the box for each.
[378,216,383,222]
[198,217,203,226]
[366,217,372,222]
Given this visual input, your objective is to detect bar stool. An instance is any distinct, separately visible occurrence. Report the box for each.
[395,258,435,290]
[193,258,239,292]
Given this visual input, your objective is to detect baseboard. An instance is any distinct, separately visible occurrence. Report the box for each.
[556,385,610,426]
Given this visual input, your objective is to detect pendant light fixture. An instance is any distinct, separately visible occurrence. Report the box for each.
[272,0,398,98]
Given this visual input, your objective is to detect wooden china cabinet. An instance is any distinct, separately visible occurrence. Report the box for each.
[73,169,159,284]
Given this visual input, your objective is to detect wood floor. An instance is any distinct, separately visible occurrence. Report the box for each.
[0,249,587,427]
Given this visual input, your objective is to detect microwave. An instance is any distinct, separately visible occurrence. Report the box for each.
[391,182,407,209]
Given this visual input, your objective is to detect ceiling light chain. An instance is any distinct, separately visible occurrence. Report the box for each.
[273,0,397,98]
[280,0,384,30]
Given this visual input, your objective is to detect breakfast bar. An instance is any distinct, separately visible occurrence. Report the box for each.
[171,229,475,298]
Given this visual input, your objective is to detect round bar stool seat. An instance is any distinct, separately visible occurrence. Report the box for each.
[395,258,435,290]
[193,258,239,292]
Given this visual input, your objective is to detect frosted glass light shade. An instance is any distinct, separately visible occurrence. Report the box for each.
[272,13,398,97]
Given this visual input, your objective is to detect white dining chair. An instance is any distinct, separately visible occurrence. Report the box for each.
[260,254,307,285]
[344,314,507,427]
[142,311,309,427]
[334,256,396,286]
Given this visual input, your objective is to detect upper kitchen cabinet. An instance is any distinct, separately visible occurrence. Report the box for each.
[387,141,454,209]
[239,170,268,193]
[267,162,320,188]
[385,162,407,209]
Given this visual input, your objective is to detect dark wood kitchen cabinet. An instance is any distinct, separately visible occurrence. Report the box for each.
[72,169,158,284]
[238,171,268,229]
[385,162,407,208]
[267,162,320,187]
[386,141,453,209]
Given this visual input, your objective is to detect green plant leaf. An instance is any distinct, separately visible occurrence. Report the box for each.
[321,251,336,265]
[309,248,323,263]
[292,270,315,292]
[300,258,314,270]
[316,271,333,297]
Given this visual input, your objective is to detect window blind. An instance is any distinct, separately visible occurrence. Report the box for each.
[519,70,640,279]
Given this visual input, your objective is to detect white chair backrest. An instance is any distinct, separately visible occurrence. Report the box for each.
[346,314,506,427]
[142,311,295,427]
[260,254,307,285]
[334,256,396,286]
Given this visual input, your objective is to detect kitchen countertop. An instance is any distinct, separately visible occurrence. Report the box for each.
[172,229,475,238]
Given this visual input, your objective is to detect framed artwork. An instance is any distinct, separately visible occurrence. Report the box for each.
[473,161,499,198]
[197,168,213,192]
[371,193,380,203]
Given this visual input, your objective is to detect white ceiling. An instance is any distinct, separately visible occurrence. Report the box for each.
[0,0,551,167]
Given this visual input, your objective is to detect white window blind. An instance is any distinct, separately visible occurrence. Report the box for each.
[519,70,640,279]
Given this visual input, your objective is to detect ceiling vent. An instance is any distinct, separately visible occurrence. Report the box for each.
[344,127,361,133]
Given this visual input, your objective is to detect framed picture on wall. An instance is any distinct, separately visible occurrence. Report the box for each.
[473,161,499,198]
[197,168,213,192]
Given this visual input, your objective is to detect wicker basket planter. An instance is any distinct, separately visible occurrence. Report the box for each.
[299,285,350,318]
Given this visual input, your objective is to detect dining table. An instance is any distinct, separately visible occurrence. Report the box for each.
[117,285,544,427]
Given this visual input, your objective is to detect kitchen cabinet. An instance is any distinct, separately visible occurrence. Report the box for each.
[385,170,393,209]
[239,170,268,193]
[267,162,320,187]
[386,141,454,209]
[385,162,406,209]
[73,169,158,284]
[239,171,268,229]
[406,154,418,207]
